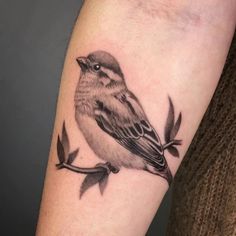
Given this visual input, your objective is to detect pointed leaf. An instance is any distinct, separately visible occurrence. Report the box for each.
[164,97,175,142]
[62,121,70,159]
[80,172,106,198]
[167,146,179,157]
[67,148,79,165]
[170,112,182,140]
[57,135,65,163]
[99,174,109,195]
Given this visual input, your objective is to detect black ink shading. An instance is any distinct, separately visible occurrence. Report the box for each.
[56,51,182,198]
[163,97,182,157]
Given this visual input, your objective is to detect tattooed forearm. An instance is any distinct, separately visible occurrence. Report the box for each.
[56,51,182,198]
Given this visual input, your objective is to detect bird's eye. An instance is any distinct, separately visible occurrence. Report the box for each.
[93,64,100,71]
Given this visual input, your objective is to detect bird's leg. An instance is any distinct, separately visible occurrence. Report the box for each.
[108,163,120,173]
[96,162,120,174]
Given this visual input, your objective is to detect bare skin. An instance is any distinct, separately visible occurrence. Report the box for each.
[37,1,236,235]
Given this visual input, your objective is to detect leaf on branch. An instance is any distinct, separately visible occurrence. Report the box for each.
[67,148,79,165]
[99,175,109,195]
[167,146,179,157]
[170,112,182,140]
[57,135,65,163]
[164,97,175,143]
[80,172,107,198]
[62,121,70,159]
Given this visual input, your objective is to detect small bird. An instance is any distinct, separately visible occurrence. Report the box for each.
[74,51,173,185]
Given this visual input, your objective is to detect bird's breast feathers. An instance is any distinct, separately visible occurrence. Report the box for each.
[75,112,145,169]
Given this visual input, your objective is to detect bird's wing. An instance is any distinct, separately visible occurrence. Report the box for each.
[94,90,166,170]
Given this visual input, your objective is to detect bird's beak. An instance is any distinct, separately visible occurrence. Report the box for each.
[76,57,88,72]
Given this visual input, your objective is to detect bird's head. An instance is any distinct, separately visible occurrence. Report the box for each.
[76,51,125,89]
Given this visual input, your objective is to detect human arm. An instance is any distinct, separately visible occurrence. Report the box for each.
[36,1,236,235]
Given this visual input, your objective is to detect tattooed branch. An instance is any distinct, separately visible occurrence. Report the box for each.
[56,122,119,198]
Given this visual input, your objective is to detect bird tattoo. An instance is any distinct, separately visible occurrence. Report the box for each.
[56,50,182,197]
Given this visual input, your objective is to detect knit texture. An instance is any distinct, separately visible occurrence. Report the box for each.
[166,35,236,236]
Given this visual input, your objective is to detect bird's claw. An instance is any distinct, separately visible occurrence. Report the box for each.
[109,164,120,173]
[95,162,111,174]
[95,162,119,174]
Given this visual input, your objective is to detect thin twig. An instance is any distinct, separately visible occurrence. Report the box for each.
[56,162,119,174]
[56,163,106,173]
[163,140,182,150]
